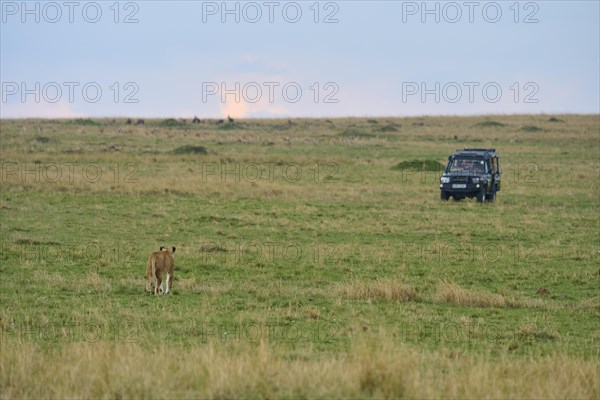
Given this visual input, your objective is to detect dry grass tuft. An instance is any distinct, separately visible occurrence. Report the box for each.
[1,340,597,399]
[437,281,506,307]
[436,281,546,309]
[516,323,561,341]
[339,279,418,302]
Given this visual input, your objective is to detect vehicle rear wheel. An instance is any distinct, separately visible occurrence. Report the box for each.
[440,191,450,201]
[487,187,496,202]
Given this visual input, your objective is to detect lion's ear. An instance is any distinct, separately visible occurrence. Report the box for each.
[172,246,176,254]
[160,246,166,251]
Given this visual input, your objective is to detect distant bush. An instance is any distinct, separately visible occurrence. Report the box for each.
[172,145,208,155]
[548,117,565,123]
[72,118,100,126]
[475,120,506,128]
[392,159,444,172]
[378,124,400,133]
[520,125,543,132]
[160,118,185,128]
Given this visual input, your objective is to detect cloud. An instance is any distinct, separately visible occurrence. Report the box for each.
[220,99,248,119]
[215,78,291,118]
[219,98,289,119]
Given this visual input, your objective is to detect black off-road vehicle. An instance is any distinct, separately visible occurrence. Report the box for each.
[439,148,501,202]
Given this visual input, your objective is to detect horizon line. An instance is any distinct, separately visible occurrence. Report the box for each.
[2,112,599,121]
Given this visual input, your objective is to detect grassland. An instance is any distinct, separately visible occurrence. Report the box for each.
[0,115,598,398]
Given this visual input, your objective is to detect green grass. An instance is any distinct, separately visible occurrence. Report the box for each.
[0,115,598,398]
[391,159,445,172]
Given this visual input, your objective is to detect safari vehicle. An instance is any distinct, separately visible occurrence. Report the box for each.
[439,148,501,202]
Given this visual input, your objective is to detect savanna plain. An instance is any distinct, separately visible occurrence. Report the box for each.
[0,115,598,398]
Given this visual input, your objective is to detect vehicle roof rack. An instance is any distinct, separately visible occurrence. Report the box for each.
[462,148,496,152]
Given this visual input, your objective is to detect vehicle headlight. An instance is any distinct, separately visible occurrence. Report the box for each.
[440,176,450,183]
[472,177,480,184]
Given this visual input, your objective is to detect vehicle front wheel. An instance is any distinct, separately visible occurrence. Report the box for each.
[440,191,450,201]
[487,188,496,202]
[476,189,486,203]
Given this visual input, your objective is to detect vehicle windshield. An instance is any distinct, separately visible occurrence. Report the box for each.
[447,158,486,174]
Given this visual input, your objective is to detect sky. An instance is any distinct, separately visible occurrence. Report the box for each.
[1,0,599,118]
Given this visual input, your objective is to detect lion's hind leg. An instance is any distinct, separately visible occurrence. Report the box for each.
[165,271,173,295]
[154,275,163,295]
[146,258,153,293]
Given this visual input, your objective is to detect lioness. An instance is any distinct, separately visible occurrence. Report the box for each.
[146,246,176,295]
